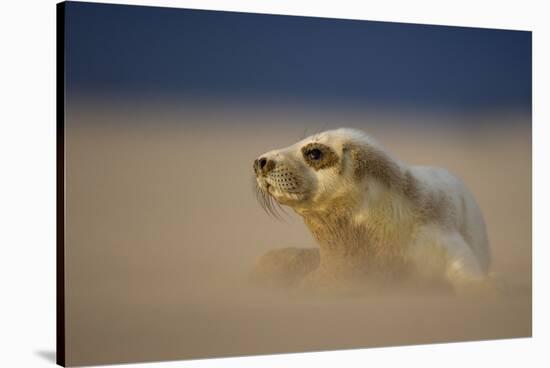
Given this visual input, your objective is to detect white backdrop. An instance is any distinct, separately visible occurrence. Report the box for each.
[0,0,547,367]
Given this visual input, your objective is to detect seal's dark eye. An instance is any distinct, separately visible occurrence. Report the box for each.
[307,148,322,161]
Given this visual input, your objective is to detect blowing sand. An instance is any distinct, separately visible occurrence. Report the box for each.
[64,104,531,366]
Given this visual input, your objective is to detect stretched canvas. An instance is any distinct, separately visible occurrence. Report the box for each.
[57,1,532,366]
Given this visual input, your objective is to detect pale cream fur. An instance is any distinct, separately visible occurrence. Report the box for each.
[253,128,491,293]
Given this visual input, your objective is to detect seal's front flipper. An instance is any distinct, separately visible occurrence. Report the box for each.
[250,247,320,289]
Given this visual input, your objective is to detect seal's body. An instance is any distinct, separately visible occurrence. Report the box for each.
[253,128,490,292]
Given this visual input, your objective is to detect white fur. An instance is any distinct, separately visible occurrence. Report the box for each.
[256,128,491,291]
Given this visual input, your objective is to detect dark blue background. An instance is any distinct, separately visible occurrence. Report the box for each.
[64,1,532,112]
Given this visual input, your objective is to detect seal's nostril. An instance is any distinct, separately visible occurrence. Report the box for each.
[259,158,267,170]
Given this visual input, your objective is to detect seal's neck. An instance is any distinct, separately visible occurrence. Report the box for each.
[300,192,414,274]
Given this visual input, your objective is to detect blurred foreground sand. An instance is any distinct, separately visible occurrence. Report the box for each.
[65,105,531,366]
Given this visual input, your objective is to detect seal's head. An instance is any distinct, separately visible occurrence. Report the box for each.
[253,128,400,216]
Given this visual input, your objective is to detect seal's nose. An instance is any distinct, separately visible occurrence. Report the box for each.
[258,157,268,170]
[254,156,275,175]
